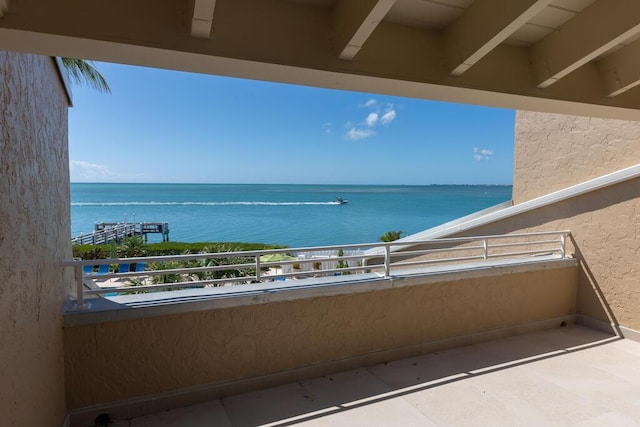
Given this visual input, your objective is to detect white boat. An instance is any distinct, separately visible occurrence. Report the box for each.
[335,197,348,205]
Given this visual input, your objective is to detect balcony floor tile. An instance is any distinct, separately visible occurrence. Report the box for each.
[115,325,640,426]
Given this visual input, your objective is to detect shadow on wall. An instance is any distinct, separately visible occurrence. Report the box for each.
[509,178,640,231]
[456,177,640,329]
[572,236,620,331]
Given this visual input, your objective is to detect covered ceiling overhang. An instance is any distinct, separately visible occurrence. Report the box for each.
[190,0,217,38]
[2,0,640,120]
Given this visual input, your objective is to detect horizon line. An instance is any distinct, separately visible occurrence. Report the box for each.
[69,181,514,186]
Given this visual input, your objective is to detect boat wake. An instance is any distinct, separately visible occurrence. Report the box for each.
[72,201,343,206]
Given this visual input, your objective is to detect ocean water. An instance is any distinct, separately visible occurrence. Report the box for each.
[71,183,512,247]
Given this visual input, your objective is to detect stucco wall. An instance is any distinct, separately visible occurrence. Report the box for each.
[0,52,69,426]
[513,111,640,204]
[64,266,576,409]
[455,179,640,328]
[471,111,640,330]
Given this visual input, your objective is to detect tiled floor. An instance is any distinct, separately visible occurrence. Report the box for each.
[112,325,640,426]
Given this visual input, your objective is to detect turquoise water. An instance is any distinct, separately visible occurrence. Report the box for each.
[70,183,512,247]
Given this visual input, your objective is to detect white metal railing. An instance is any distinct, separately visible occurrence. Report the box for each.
[64,230,571,309]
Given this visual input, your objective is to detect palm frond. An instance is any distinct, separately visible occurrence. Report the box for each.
[61,58,111,93]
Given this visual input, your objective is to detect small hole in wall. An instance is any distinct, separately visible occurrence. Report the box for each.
[94,413,112,426]
[560,321,567,327]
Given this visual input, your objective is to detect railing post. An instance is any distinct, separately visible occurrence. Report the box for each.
[483,239,488,260]
[384,244,391,278]
[73,264,90,310]
[256,255,261,281]
[560,233,566,258]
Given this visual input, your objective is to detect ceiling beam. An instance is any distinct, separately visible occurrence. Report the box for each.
[0,0,8,18]
[531,0,640,89]
[333,0,396,60]
[445,0,553,76]
[191,0,217,38]
[598,39,640,97]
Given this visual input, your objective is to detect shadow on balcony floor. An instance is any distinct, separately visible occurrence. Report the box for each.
[111,324,640,426]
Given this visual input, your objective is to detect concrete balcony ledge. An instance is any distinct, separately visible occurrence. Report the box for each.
[64,255,577,327]
[63,253,579,417]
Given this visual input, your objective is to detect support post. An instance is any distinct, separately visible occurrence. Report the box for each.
[384,245,391,278]
[72,265,90,310]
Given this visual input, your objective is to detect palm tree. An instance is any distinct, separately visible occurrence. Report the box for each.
[119,236,147,258]
[61,58,111,93]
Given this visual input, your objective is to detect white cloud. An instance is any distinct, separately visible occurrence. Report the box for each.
[346,128,375,140]
[70,160,113,181]
[342,99,398,141]
[323,122,333,135]
[361,98,377,108]
[366,112,379,127]
[380,109,397,125]
[473,147,494,161]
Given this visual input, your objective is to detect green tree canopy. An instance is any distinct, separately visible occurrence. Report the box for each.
[380,230,404,242]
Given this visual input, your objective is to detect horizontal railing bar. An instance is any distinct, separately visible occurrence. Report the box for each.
[392,254,487,268]
[313,253,370,261]
[85,262,257,280]
[488,239,559,249]
[137,263,255,276]
[142,268,251,278]
[277,269,361,279]
[265,254,370,265]
[67,254,256,267]
[390,244,485,259]
[370,230,571,253]
[486,249,558,258]
[403,230,570,243]
[86,276,255,294]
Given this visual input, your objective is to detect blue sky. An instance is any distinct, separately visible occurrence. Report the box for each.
[68,62,515,185]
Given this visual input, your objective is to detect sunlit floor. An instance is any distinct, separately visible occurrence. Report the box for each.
[111,324,640,426]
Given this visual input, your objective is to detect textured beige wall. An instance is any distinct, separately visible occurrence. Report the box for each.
[64,266,576,409]
[513,111,640,204]
[0,52,70,426]
[455,179,640,328]
[473,110,640,329]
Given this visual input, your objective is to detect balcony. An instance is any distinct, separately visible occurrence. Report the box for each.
[98,324,633,426]
[62,231,588,425]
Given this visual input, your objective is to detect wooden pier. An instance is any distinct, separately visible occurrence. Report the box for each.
[71,222,169,245]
